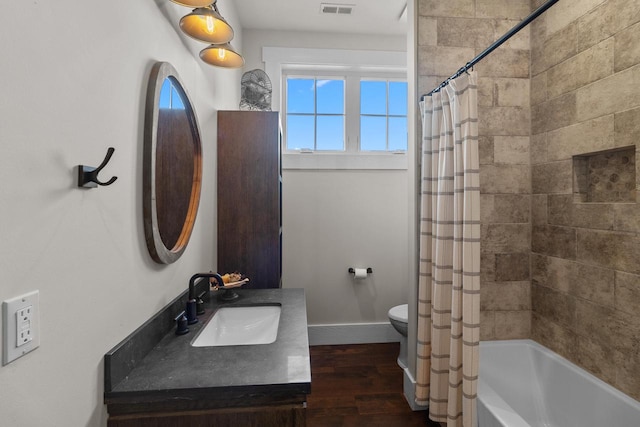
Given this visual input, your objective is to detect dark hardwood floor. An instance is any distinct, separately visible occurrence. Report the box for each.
[307,343,442,427]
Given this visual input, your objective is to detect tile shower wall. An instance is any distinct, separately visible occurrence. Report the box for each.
[530,0,640,400]
[417,0,533,340]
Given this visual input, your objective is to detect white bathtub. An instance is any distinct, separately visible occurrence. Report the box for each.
[478,339,640,427]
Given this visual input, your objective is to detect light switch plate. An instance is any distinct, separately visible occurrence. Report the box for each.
[2,290,40,365]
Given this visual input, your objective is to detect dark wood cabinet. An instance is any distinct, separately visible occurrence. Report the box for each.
[217,111,281,288]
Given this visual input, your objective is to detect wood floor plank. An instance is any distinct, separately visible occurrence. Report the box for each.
[307,343,442,427]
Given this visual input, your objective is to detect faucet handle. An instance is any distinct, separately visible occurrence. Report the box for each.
[175,311,189,335]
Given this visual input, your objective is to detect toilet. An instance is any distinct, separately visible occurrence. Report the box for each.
[387,304,408,369]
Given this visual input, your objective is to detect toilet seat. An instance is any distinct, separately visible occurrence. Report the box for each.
[388,304,408,323]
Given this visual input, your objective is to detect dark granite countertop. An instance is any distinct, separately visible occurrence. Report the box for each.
[104,288,310,404]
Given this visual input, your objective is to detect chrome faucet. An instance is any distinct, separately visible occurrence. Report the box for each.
[186,272,223,324]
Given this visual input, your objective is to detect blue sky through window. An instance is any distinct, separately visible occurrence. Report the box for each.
[286,77,406,152]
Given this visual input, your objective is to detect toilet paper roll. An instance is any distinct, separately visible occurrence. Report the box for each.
[353,268,368,279]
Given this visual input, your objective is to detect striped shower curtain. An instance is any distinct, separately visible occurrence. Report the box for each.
[416,71,480,427]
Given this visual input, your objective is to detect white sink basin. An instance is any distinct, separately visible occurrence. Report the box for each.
[191,304,281,347]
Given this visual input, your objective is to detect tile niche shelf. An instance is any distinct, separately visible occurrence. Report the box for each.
[573,146,637,203]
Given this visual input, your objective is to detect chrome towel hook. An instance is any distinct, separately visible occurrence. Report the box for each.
[77,147,118,188]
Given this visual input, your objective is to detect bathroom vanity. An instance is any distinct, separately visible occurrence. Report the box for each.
[104,288,310,427]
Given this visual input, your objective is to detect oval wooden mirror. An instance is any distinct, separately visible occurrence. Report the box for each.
[143,62,202,264]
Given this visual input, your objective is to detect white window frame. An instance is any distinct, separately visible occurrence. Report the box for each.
[263,47,407,170]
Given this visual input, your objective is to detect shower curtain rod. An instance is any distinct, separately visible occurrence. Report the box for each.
[420,0,559,101]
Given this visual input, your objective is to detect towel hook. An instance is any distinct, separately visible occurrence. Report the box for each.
[77,147,118,188]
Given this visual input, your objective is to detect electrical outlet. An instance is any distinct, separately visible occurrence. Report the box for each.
[2,290,40,365]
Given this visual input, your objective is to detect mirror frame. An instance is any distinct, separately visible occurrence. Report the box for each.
[143,62,203,264]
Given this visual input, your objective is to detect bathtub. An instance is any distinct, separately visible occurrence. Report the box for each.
[478,339,640,427]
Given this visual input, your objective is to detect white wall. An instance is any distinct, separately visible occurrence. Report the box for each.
[0,1,242,426]
[241,29,411,327]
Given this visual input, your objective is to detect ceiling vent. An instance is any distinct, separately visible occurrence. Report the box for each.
[320,3,354,15]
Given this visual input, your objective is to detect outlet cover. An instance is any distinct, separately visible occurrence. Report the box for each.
[2,290,40,365]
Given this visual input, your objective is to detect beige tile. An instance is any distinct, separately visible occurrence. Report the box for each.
[531,312,579,360]
[615,350,640,401]
[479,106,530,136]
[576,64,640,122]
[477,78,495,107]
[614,0,640,33]
[495,310,531,339]
[494,136,529,164]
[531,92,577,134]
[613,203,640,232]
[480,309,496,340]
[478,135,494,165]
[476,0,530,19]
[531,21,578,75]
[531,160,573,194]
[475,48,530,78]
[577,0,616,52]
[493,194,530,222]
[530,72,547,106]
[481,281,531,311]
[481,194,530,223]
[615,271,640,315]
[544,0,607,37]
[495,78,530,107]
[418,46,476,76]
[530,133,548,165]
[577,229,640,274]
[418,0,475,17]
[548,194,614,230]
[418,16,438,46]
[495,19,531,50]
[530,13,547,52]
[436,17,495,48]
[547,38,614,99]
[495,253,530,281]
[575,299,640,354]
[481,251,496,282]
[531,194,548,225]
[532,224,577,259]
[615,22,640,72]
[546,115,615,161]
[576,337,618,384]
[532,284,577,327]
[481,223,531,253]
[480,164,530,194]
[614,106,640,147]
[418,75,446,99]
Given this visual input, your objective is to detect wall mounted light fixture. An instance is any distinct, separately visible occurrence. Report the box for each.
[170,0,244,68]
[200,42,244,68]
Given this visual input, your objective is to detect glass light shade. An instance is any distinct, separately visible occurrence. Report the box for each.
[200,43,245,68]
[170,0,214,7]
[179,7,234,44]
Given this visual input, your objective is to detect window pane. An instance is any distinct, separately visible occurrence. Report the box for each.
[360,80,387,115]
[286,115,315,150]
[388,117,407,151]
[287,78,314,113]
[360,116,386,151]
[317,79,344,114]
[316,116,344,151]
[389,82,407,116]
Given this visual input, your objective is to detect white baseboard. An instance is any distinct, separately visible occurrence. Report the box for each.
[403,368,429,412]
[308,322,400,346]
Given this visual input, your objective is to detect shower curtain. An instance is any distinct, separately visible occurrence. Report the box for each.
[416,71,480,427]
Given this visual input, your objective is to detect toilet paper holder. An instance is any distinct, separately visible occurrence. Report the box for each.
[348,267,373,275]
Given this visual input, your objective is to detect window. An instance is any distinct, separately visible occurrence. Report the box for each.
[286,78,345,151]
[263,47,408,169]
[360,80,408,151]
[284,72,407,153]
